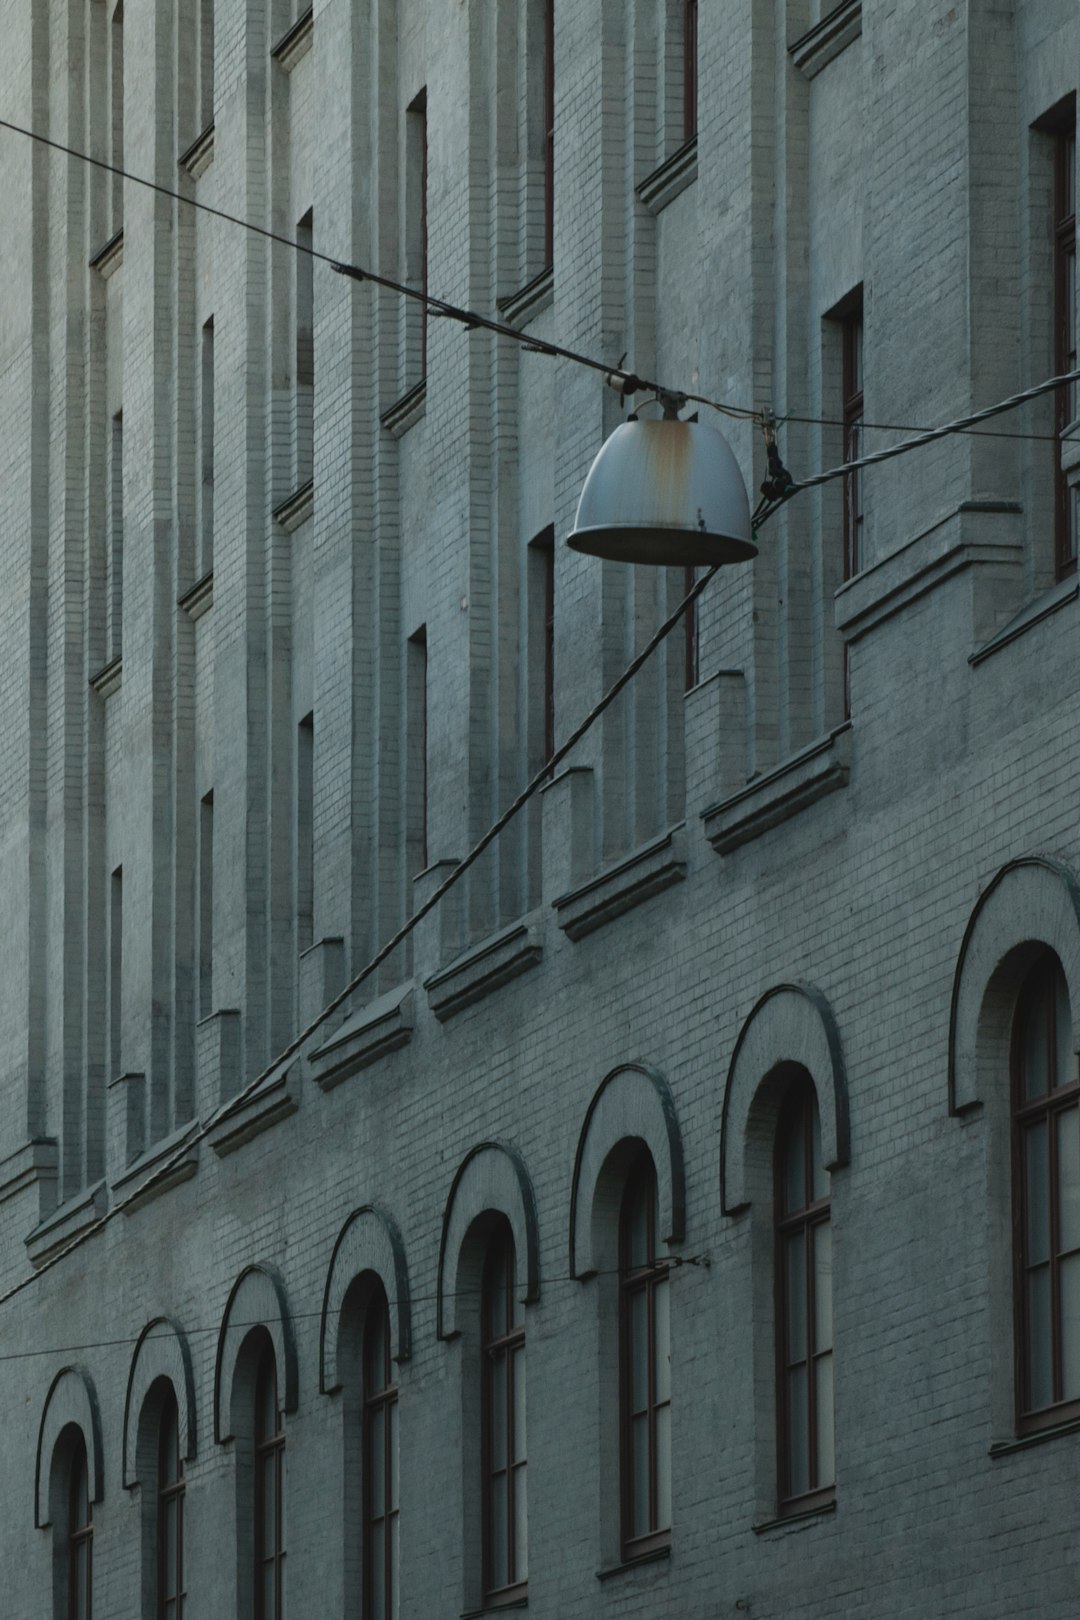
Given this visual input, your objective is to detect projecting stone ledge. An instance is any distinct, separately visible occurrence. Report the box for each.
[309,983,415,1090]
[702,725,852,855]
[425,914,543,1021]
[553,824,687,942]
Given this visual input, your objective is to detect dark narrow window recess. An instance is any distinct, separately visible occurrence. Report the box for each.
[67,1434,93,1620]
[619,1150,672,1563]
[200,317,215,577]
[529,527,555,765]
[683,0,698,144]
[109,866,123,1083]
[841,294,864,582]
[296,714,314,960]
[157,1390,185,1618]
[683,565,698,692]
[407,628,429,881]
[295,211,314,490]
[108,411,124,661]
[199,792,214,1021]
[481,1221,528,1605]
[774,1075,835,1518]
[1011,951,1080,1435]
[406,90,429,378]
[253,1340,285,1620]
[1053,116,1077,578]
[543,0,555,266]
[363,1288,399,1620]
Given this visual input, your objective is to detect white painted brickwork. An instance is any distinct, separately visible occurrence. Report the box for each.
[1,0,1079,1615]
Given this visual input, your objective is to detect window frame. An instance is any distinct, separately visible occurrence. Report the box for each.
[363,1288,400,1620]
[156,1390,185,1620]
[480,1223,528,1606]
[683,0,698,145]
[543,0,554,267]
[253,1342,285,1620]
[774,1079,835,1516]
[67,1434,93,1620]
[618,1150,672,1562]
[1011,950,1080,1434]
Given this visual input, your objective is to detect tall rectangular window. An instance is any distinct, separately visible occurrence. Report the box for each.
[482,1225,527,1603]
[619,1151,671,1560]
[198,792,214,1021]
[1054,120,1077,578]
[295,212,314,489]
[296,714,314,960]
[406,629,428,880]
[363,1291,399,1620]
[108,411,124,659]
[683,566,698,693]
[109,867,123,1081]
[528,529,555,763]
[841,298,864,582]
[683,0,698,144]
[543,0,554,265]
[110,1,124,236]
[406,91,428,379]
[200,318,215,577]
[198,0,215,135]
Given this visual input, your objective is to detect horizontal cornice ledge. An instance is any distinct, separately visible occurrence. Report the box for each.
[111,1120,200,1215]
[0,1138,58,1209]
[310,983,415,1090]
[702,726,852,855]
[496,263,555,327]
[208,1064,299,1158]
[553,824,686,942]
[834,501,1023,644]
[636,136,698,215]
[271,6,313,70]
[789,0,862,79]
[25,1180,107,1269]
[425,914,543,1022]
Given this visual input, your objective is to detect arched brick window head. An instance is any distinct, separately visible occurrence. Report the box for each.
[363,1287,399,1620]
[1013,951,1080,1430]
[482,1223,527,1604]
[68,1434,93,1620]
[775,1079,835,1513]
[619,1150,671,1559]
[157,1390,185,1618]
[254,1342,285,1620]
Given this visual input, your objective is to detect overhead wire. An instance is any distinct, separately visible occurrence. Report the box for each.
[0,117,1078,1312]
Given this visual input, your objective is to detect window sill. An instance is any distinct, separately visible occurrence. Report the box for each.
[89,227,124,276]
[178,570,214,621]
[309,981,415,1088]
[596,1541,671,1581]
[271,5,313,70]
[89,653,123,699]
[553,824,686,942]
[497,264,554,327]
[381,377,427,438]
[461,1590,528,1617]
[702,725,851,855]
[273,478,314,532]
[752,1494,836,1535]
[111,1119,199,1214]
[636,136,698,215]
[25,1180,108,1269]
[178,121,215,179]
[425,913,543,1022]
[990,1411,1080,1457]
[969,570,1078,665]
[208,1063,299,1158]
[789,0,862,79]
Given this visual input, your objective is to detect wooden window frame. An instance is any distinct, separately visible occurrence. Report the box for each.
[618,1151,672,1562]
[1011,951,1080,1434]
[774,1081,834,1516]
[254,1343,285,1620]
[157,1391,186,1620]
[67,1436,93,1620]
[363,1291,399,1620]
[683,0,698,145]
[481,1224,527,1606]
[1053,119,1077,579]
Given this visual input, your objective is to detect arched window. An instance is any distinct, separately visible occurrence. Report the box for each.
[67,1433,93,1620]
[481,1222,527,1602]
[363,1287,399,1620]
[619,1149,671,1559]
[1012,951,1080,1429]
[254,1340,285,1620]
[775,1078,834,1512]
[157,1388,185,1618]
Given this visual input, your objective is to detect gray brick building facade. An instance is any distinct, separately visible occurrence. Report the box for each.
[2,1,1080,1615]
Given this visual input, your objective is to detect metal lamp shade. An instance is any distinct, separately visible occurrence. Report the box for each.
[567,418,756,566]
